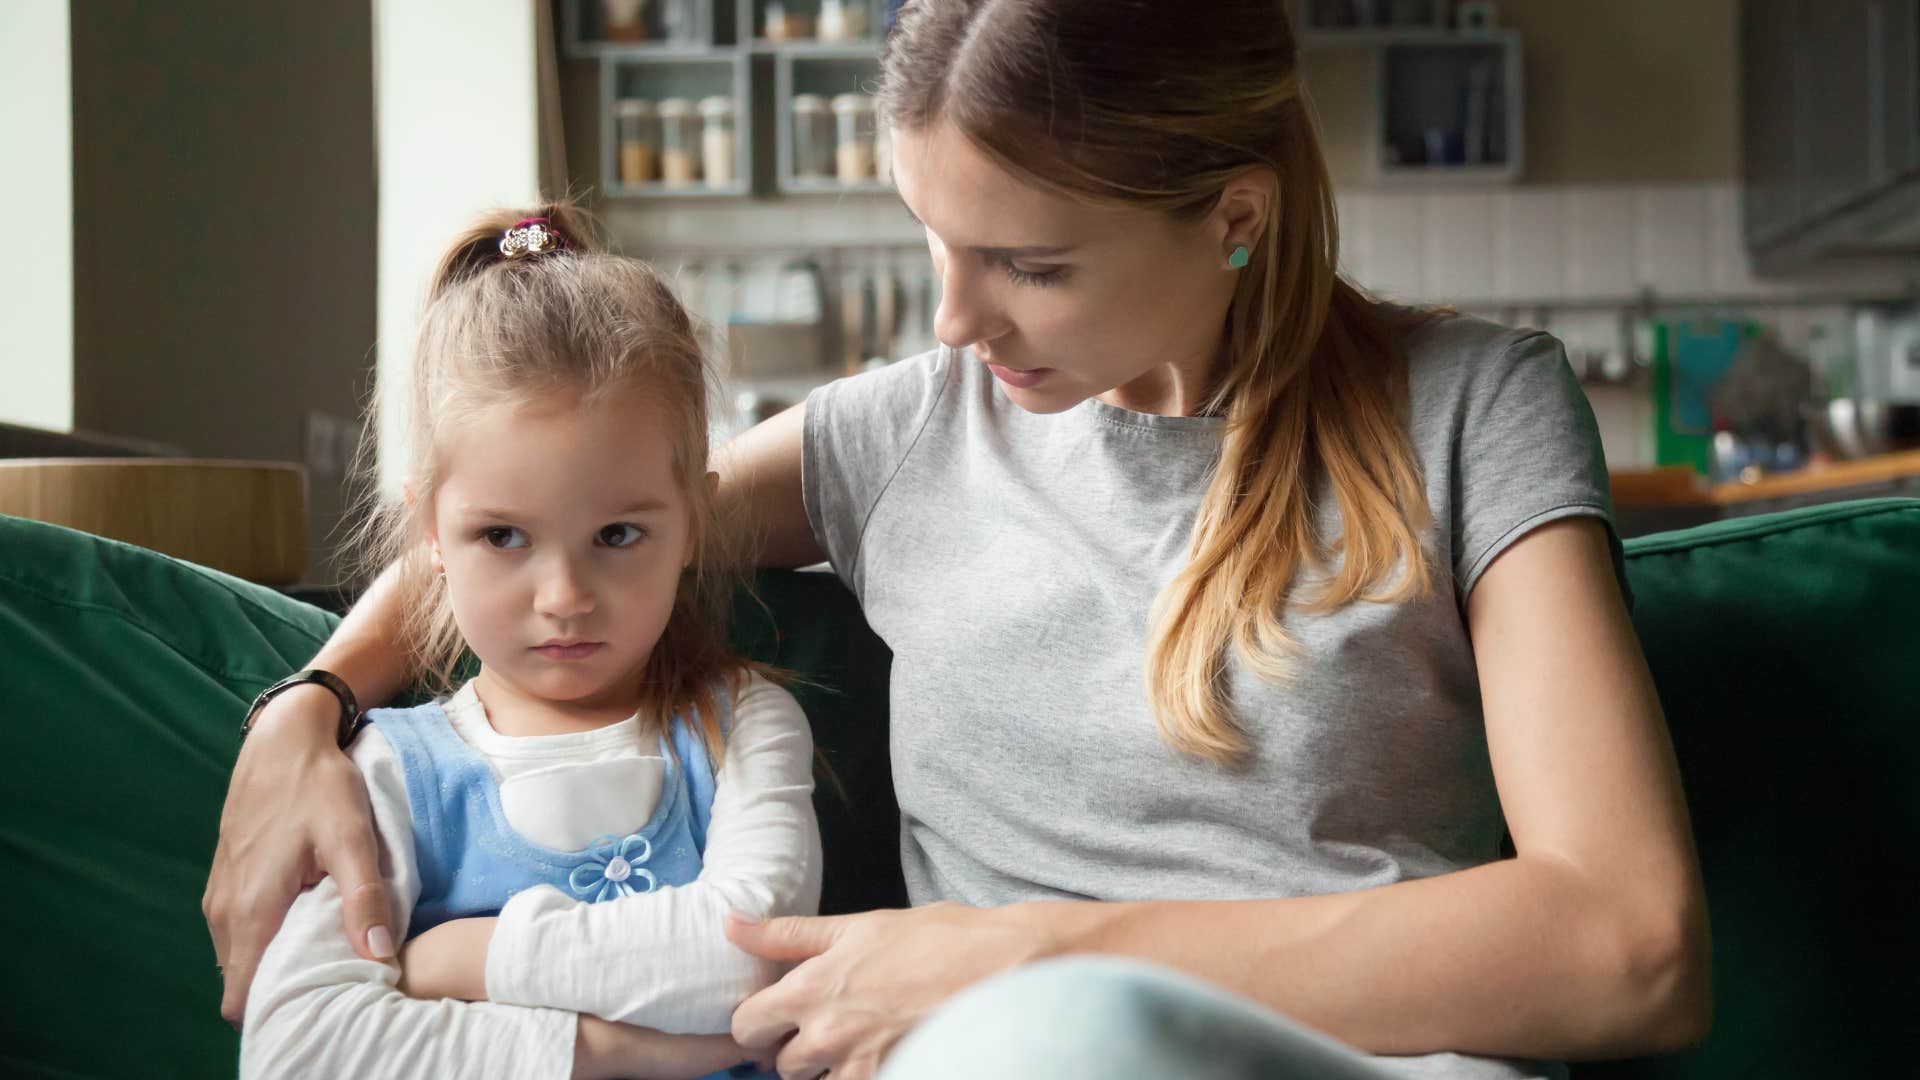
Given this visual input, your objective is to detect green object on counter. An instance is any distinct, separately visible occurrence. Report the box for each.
[1651,318,1759,475]
[5,500,1920,1077]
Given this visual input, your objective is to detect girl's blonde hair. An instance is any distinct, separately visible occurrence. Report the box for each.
[351,202,746,762]
[881,1,1436,764]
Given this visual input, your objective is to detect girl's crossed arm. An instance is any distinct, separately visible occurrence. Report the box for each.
[401,673,825,1035]
[240,726,755,1080]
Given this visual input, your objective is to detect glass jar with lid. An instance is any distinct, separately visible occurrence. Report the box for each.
[818,0,870,42]
[657,98,699,186]
[763,1,817,42]
[614,99,659,184]
[698,96,737,188]
[832,93,877,183]
[791,94,834,180]
[875,113,893,185]
[602,0,650,42]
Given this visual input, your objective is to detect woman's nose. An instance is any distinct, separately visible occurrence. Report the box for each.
[932,256,1011,352]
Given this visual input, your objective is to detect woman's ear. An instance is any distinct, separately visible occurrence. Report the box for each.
[1213,166,1277,256]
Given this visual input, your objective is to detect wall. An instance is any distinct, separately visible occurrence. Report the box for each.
[374,0,544,494]
[0,0,74,431]
[1307,0,1742,188]
[68,1,376,584]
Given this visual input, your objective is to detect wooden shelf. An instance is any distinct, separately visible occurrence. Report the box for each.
[1612,448,1920,509]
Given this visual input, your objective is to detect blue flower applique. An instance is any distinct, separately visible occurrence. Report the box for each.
[568,833,656,902]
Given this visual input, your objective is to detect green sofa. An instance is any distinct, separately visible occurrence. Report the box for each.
[3,499,1915,1078]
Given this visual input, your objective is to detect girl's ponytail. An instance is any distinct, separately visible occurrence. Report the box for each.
[424,202,604,303]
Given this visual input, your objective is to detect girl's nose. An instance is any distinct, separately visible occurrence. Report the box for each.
[534,553,595,620]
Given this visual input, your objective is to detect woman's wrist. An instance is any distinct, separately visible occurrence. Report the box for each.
[240,683,348,749]
[1012,897,1136,961]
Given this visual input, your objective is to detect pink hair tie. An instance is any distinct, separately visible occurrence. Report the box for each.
[499,216,568,259]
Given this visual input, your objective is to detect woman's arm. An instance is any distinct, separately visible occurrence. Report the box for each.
[477,674,823,1032]
[727,518,1711,1072]
[1045,518,1710,1059]
[205,561,416,1025]
[716,402,828,568]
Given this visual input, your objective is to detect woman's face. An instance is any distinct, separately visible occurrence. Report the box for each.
[892,119,1256,417]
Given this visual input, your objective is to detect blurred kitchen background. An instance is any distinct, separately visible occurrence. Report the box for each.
[4,0,1919,587]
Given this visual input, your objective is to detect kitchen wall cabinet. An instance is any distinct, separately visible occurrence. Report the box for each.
[1743,0,1920,271]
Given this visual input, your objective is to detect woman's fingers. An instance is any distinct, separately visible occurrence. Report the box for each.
[325,820,395,961]
[731,974,804,1054]
[206,842,305,1026]
[204,688,381,1025]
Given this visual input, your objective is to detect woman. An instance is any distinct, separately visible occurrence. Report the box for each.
[205,2,1710,1078]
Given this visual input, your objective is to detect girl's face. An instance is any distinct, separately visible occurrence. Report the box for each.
[891,119,1258,417]
[429,390,695,719]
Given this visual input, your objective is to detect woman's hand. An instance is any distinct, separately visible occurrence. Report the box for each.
[725,901,1055,1080]
[574,1016,768,1080]
[203,684,394,1026]
[397,916,496,1001]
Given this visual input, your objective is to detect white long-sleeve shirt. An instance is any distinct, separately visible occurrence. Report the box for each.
[241,673,822,1079]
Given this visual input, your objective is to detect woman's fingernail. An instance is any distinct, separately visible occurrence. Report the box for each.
[368,925,396,959]
[727,910,763,926]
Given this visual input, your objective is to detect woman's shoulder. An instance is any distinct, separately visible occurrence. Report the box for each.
[811,346,958,417]
[1397,308,1558,383]
[1390,308,1576,424]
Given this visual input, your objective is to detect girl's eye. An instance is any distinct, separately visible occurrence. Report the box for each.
[598,523,648,548]
[481,526,527,550]
[998,257,1066,288]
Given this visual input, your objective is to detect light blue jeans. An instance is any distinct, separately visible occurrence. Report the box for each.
[876,956,1402,1079]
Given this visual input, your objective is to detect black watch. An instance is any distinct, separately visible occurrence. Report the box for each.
[240,669,365,748]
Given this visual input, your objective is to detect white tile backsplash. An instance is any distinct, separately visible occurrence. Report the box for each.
[1633,185,1712,295]
[1420,191,1495,304]
[1562,186,1639,299]
[1491,189,1567,302]
[1362,193,1425,301]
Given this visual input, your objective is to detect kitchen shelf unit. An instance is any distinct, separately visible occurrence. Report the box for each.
[600,49,754,199]
[572,1,896,199]
[1287,1,1525,185]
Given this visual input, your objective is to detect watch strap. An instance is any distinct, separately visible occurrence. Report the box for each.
[240,668,363,748]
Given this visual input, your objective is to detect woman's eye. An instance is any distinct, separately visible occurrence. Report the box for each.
[998,258,1066,288]
[481,526,527,550]
[598,523,647,548]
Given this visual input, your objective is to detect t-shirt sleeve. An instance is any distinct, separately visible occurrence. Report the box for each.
[802,349,952,591]
[1451,330,1633,609]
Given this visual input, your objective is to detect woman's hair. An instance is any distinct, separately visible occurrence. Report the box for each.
[350,202,746,762]
[881,1,1435,764]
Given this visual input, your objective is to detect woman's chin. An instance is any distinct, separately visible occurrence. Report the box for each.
[997,380,1086,415]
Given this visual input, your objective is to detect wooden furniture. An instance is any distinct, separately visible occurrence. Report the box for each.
[0,459,307,586]
[1611,448,1920,536]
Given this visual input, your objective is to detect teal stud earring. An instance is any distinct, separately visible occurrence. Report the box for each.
[1227,245,1251,269]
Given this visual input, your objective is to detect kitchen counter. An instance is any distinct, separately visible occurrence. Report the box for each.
[1611,448,1920,536]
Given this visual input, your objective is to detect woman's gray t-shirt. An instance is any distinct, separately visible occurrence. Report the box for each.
[801,313,1621,1080]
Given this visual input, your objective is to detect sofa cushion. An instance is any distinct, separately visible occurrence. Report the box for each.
[2,497,1916,1079]
[1588,496,1920,1079]
[0,516,332,1077]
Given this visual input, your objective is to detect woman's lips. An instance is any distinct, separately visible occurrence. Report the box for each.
[987,363,1051,389]
[532,642,604,661]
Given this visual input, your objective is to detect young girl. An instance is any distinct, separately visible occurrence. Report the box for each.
[239,206,820,1079]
